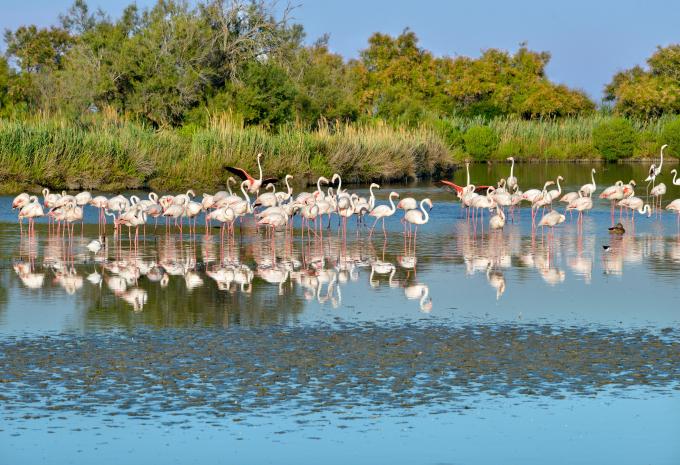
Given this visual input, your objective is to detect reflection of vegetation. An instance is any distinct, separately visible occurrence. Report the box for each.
[82,277,308,329]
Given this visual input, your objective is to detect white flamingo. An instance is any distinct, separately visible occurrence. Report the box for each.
[369,191,399,237]
[403,198,433,252]
[580,169,597,197]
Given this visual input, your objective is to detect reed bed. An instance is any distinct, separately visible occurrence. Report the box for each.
[0,117,452,192]
[0,114,673,193]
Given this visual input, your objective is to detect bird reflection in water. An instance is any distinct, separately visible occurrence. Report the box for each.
[12,207,679,316]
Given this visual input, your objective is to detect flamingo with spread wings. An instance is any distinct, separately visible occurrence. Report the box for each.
[225,153,278,194]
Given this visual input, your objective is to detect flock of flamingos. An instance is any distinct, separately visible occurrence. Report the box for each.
[9,145,680,253]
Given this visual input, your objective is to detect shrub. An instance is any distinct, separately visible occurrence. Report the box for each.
[660,117,680,158]
[463,125,499,161]
[431,119,464,149]
[592,117,637,161]
[632,130,659,159]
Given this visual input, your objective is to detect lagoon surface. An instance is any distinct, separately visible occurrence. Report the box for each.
[1,163,680,464]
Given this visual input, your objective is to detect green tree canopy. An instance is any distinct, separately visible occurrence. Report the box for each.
[605,44,680,119]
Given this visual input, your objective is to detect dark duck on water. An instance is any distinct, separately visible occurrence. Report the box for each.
[608,222,626,235]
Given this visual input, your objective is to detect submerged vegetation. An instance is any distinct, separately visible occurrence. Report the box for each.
[0,0,679,191]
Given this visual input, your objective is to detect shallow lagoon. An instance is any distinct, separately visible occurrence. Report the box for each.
[1,163,679,464]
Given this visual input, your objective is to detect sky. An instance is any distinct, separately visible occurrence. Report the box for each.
[1,0,678,101]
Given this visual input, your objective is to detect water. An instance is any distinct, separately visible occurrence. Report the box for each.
[1,163,679,464]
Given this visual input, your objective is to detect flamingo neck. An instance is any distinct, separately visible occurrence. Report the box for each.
[591,170,596,188]
[257,156,263,182]
[387,193,398,213]
[510,158,514,178]
[286,176,292,196]
[241,183,250,204]
[466,164,471,186]
[420,199,429,223]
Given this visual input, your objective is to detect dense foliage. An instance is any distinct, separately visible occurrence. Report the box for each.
[463,126,499,161]
[592,118,637,161]
[605,45,680,119]
[0,0,602,128]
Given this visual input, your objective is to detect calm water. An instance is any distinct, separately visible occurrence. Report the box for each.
[1,163,680,464]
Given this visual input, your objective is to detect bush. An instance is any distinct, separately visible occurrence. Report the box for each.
[463,125,499,161]
[592,117,637,161]
[431,119,464,149]
[632,130,659,159]
[660,117,680,158]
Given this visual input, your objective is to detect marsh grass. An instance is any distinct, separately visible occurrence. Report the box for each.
[0,116,452,192]
[0,113,673,193]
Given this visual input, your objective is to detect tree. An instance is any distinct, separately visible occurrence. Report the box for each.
[605,44,680,118]
[446,45,594,118]
[352,30,446,120]
[0,58,9,106]
[286,38,358,127]
[231,61,297,128]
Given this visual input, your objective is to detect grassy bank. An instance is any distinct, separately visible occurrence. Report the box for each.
[0,116,451,193]
[0,114,677,193]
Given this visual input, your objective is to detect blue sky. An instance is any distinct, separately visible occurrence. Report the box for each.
[1,0,678,100]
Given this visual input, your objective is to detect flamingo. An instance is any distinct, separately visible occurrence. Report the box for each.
[599,180,625,223]
[13,192,30,209]
[671,169,680,186]
[666,199,680,229]
[645,144,667,190]
[506,157,517,191]
[90,195,109,234]
[254,184,278,208]
[650,183,667,216]
[184,200,204,235]
[580,169,597,197]
[337,193,356,239]
[546,176,563,204]
[471,187,496,227]
[207,206,236,241]
[163,198,187,233]
[397,196,417,211]
[275,175,293,204]
[75,191,92,207]
[617,197,651,226]
[403,198,432,252]
[369,191,399,238]
[225,153,277,194]
[12,193,31,231]
[18,196,44,235]
[42,188,61,208]
[531,181,555,224]
[173,189,196,206]
[566,193,593,229]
